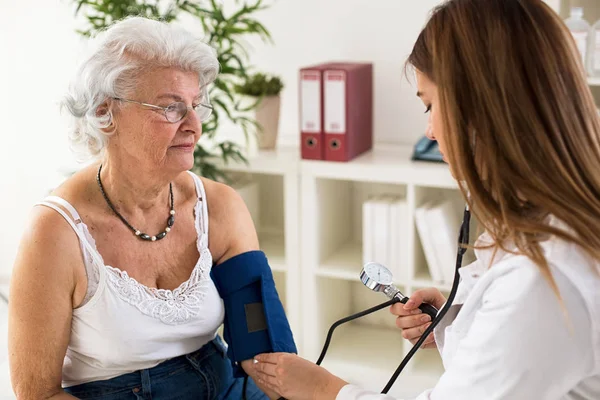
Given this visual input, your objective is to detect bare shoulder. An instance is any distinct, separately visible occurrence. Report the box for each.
[11,201,82,307]
[9,192,85,397]
[11,166,99,305]
[50,163,101,211]
[199,176,250,219]
[198,175,259,264]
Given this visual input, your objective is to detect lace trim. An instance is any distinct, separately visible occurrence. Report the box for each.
[79,194,212,325]
[104,247,213,325]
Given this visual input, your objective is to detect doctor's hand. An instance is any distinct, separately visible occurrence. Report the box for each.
[253,353,348,400]
[390,287,446,349]
[241,359,280,399]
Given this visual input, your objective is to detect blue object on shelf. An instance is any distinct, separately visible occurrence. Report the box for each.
[411,136,444,163]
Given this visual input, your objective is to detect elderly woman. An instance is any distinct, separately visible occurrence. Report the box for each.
[8,16,291,400]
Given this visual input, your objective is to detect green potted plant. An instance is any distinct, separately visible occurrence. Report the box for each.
[70,0,274,182]
[235,72,284,150]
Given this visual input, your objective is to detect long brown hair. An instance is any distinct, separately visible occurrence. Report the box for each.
[407,0,600,291]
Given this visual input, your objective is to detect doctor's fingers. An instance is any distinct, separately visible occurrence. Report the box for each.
[390,302,423,316]
[395,313,431,329]
[403,288,446,311]
[400,322,432,340]
[410,333,436,348]
[255,373,283,397]
[254,360,279,377]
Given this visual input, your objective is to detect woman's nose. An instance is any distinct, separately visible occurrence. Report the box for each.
[180,108,202,134]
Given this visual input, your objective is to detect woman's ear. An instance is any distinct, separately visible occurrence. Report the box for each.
[96,100,117,135]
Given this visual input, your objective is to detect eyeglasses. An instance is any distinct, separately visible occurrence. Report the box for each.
[113,97,213,123]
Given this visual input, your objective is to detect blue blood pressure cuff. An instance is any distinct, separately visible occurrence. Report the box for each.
[210,250,297,377]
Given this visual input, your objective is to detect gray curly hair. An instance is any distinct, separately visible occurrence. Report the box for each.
[62,16,219,160]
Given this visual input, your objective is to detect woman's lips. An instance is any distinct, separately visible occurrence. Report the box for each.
[171,143,195,151]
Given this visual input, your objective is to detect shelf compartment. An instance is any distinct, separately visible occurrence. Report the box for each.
[231,172,285,233]
[349,281,401,330]
[412,222,457,289]
[218,147,300,175]
[301,145,456,188]
[317,241,362,281]
[314,178,408,280]
[411,185,468,288]
[313,278,404,350]
[411,276,453,293]
[272,270,287,311]
[317,323,437,397]
[260,231,286,272]
[232,173,287,272]
[318,323,404,386]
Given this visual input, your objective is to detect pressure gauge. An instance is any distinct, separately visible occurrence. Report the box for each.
[360,262,394,292]
[360,261,439,320]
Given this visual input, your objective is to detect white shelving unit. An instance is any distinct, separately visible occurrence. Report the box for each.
[300,146,464,397]
[220,144,465,397]
[217,147,303,352]
[551,0,600,99]
[543,1,600,111]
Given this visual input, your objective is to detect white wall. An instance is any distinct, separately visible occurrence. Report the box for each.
[0,0,441,279]
[239,0,441,146]
[0,0,83,279]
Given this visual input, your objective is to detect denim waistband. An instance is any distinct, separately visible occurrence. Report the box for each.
[64,336,228,395]
[148,336,227,380]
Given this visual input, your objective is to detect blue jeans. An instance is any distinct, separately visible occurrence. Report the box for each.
[64,336,267,400]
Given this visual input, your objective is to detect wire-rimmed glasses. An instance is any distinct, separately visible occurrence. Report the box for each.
[113,97,213,123]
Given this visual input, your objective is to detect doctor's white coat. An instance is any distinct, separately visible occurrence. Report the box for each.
[337,220,600,400]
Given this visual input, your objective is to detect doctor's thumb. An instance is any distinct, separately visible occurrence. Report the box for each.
[403,288,446,311]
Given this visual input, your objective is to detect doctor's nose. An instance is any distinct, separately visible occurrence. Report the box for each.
[425,121,435,141]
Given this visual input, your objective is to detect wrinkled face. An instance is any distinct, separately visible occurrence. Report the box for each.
[109,67,204,173]
[416,70,448,165]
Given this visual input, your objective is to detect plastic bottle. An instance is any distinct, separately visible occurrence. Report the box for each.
[589,18,600,77]
[565,7,591,68]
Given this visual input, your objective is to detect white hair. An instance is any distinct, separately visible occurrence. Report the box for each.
[62,16,219,160]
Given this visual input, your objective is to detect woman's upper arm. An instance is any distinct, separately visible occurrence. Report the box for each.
[430,263,593,400]
[203,178,260,264]
[9,206,81,399]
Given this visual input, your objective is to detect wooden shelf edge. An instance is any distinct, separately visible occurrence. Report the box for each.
[588,77,600,87]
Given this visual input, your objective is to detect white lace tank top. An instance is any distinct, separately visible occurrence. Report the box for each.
[37,171,225,388]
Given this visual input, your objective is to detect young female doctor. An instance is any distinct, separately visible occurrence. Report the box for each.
[252,0,600,399]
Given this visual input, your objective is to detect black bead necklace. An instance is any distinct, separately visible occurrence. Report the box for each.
[96,164,175,242]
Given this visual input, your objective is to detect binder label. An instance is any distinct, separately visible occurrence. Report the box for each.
[300,71,321,133]
[324,70,346,134]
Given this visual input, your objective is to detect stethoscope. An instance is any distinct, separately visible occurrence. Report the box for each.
[253,205,471,400]
[314,205,472,394]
